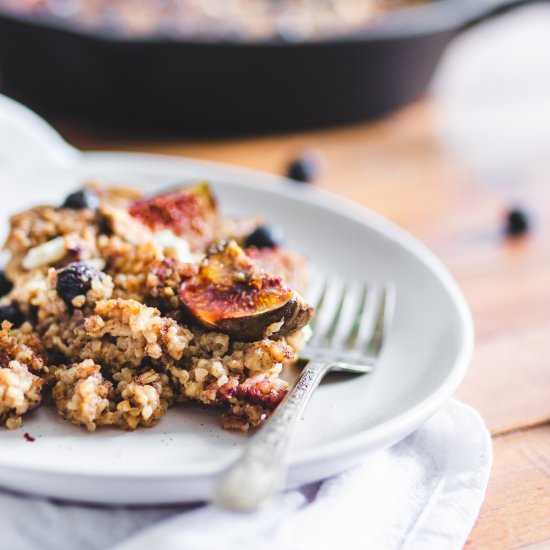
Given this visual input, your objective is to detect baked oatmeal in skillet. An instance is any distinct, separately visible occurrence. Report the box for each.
[0,182,313,432]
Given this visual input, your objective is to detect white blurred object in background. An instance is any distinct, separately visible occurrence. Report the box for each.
[432,4,550,200]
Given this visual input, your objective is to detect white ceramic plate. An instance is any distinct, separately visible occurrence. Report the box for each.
[0,95,473,504]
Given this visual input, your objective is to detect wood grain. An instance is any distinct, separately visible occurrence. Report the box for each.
[56,99,550,548]
[467,425,550,549]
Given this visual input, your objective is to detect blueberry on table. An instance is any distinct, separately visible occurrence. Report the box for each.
[61,188,100,210]
[286,152,321,183]
[0,271,13,297]
[244,225,284,249]
[505,207,531,237]
[0,303,24,327]
[56,262,100,306]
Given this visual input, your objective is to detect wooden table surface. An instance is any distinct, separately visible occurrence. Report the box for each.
[58,98,550,549]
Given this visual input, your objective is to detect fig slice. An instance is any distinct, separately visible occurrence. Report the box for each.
[179,241,313,341]
[128,182,217,251]
[245,246,310,295]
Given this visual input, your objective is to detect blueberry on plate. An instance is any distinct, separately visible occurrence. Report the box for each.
[0,271,13,297]
[505,206,531,237]
[286,152,321,183]
[0,303,25,327]
[56,262,100,306]
[244,224,285,249]
[61,188,100,210]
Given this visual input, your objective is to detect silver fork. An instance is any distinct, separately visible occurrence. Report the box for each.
[213,278,396,512]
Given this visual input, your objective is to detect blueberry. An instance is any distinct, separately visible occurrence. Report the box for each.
[244,224,284,249]
[505,207,531,237]
[56,262,100,306]
[0,271,13,297]
[0,303,24,327]
[61,188,100,210]
[286,152,321,183]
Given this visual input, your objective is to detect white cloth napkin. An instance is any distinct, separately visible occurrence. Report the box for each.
[0,399,491,550]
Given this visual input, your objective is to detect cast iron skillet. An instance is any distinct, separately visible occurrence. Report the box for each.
[0,0,543,133]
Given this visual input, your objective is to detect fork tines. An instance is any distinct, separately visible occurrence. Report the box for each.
[303,276,395,367]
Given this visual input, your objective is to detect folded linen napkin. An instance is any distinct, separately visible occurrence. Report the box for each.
[0,399,491,550]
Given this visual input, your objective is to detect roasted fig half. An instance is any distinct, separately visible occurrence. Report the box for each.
[179,241,313,341]
[128,182,217,250]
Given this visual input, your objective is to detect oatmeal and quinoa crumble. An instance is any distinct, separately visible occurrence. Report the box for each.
[0,182,312,432]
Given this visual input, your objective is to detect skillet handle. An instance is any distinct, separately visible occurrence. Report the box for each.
[459,0,549,32]
[0,94,79,169]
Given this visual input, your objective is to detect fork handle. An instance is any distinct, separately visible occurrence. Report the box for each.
[213,361,333,511]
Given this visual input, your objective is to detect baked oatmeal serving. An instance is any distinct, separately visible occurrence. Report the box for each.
[0,182,313,432]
